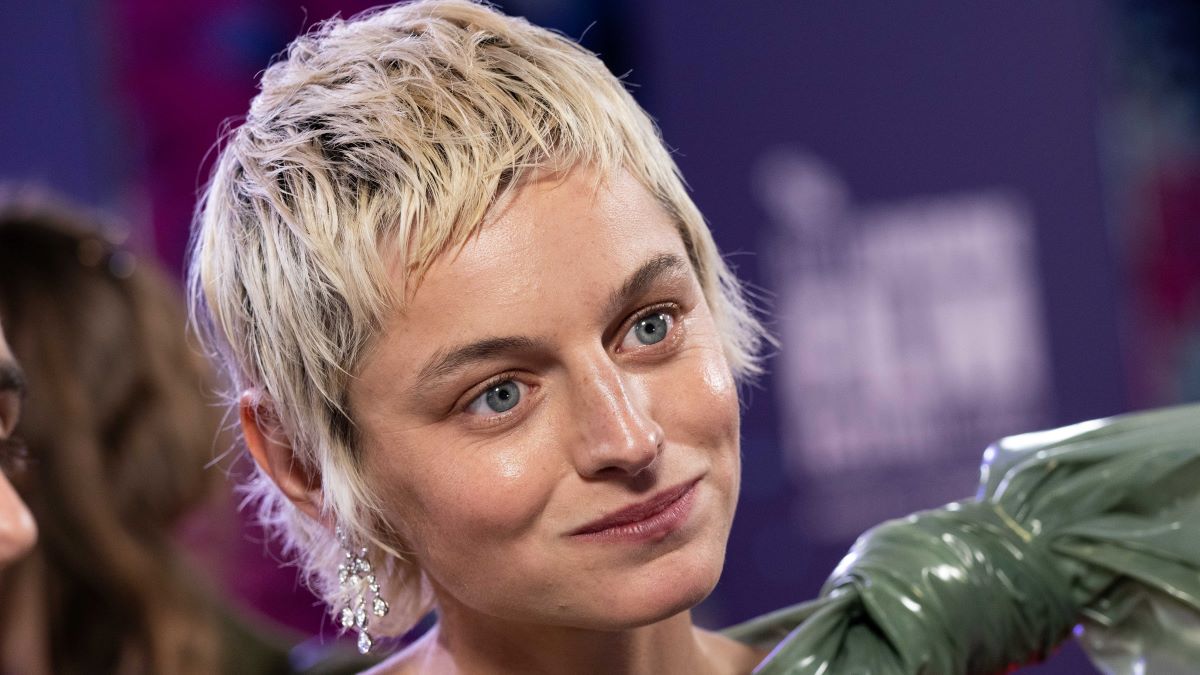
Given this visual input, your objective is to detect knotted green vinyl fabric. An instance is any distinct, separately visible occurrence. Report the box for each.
[727,404,1200,674]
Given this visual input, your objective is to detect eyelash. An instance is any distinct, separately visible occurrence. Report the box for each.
[614,302,680,353]
[455,302,684,424]
[457,371,529,427]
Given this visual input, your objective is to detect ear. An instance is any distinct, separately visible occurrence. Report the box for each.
[240,391,324,521]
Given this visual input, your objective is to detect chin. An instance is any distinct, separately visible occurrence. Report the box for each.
[576,541,729,631]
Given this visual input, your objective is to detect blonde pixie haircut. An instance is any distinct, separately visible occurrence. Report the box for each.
[190,0,768,636]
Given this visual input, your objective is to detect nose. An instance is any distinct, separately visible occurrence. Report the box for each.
[569,357,665,478]
[0,473,36,566]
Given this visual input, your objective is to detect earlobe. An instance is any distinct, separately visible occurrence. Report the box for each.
[239,391,324,521]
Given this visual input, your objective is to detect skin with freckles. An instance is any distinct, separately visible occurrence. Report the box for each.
[0,323,36,569]
[345,166,763,674]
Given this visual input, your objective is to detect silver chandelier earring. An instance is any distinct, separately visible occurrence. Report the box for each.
[336,527,390,654]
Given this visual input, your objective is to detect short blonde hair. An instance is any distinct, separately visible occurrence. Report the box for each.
[189,0,768,636]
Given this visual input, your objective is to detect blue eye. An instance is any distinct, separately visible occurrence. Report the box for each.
[467,380,523,415]
[622,312,672,349]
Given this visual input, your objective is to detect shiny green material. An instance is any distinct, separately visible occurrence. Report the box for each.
[727,404,1200,674]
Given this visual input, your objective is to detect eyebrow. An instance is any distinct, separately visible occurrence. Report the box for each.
[602,253,690,321]
[415,335,551,389]
[413,253,690,389]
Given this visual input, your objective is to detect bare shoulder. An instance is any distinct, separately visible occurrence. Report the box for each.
[359,648,422,675]
[359,654,411,675]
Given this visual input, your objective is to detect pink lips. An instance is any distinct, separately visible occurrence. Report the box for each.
[569,478,700,542]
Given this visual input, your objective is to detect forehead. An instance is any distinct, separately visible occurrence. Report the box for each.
[394,167,688,337]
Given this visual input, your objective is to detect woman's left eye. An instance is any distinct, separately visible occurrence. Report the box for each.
[620,311,673,350]
[465,379,527,416]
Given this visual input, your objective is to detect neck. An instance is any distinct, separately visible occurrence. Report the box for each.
[414,602,724,675]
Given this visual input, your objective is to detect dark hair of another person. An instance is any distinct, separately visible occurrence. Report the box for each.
[0,194,222,674]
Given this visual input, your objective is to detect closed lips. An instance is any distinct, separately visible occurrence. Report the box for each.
[570,479,699,535]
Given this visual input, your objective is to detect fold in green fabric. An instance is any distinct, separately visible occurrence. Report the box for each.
[727,404,1200,674]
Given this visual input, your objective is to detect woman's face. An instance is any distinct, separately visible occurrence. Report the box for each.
[349,166,741,630]
[0,325,36,568]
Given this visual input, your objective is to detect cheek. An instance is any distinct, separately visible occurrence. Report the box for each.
[658,344,740,450]
[660,339,742,498]
[373,425,561,569]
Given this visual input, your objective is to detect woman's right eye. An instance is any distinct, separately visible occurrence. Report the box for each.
[465,379,526,416]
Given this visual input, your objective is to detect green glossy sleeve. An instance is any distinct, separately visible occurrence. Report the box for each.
[727,404,1200,674]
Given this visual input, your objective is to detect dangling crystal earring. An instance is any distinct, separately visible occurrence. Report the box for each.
[336,527,390,654]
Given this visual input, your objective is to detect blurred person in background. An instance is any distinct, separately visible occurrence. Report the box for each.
[0,191,375,674]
